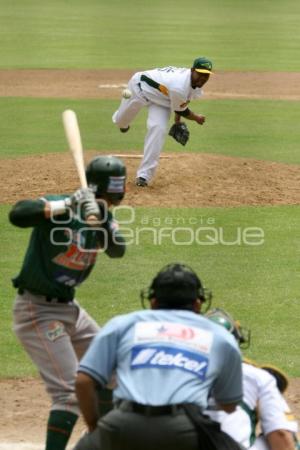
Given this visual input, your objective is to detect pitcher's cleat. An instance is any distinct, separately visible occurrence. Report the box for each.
[135,177,148,187]
[120,126,130,133]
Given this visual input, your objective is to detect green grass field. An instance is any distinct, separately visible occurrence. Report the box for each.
[0,0,299,380]
[1,98,300,164]
[1,204,299,377]
[1,0,300,70]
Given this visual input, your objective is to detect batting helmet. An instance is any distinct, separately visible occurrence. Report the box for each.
[206,308,251,349]
[141,263,212,310]
[86,155,126,204]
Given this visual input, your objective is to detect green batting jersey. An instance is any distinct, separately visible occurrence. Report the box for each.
[9,195,125,299]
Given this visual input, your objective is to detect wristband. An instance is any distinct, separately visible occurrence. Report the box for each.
[175,108,191,117]
[47,200,68,215]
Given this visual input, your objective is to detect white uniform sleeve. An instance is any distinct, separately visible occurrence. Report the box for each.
[169,86,203,111]
[257,369,298,434]
[278,396,299,433]
[189,87,203,100]
[169,89,189,112]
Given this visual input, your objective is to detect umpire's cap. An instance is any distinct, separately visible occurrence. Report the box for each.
[142,263,212,309]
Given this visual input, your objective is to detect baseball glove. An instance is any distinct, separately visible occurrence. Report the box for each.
[168,122,190,146]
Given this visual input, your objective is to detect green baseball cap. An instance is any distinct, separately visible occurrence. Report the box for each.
[192,57,213,74]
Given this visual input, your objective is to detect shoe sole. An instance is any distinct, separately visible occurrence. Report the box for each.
[120,126,130,133]
[135,178,148,187]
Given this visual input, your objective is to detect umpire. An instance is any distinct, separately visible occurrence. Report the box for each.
[74,263,244,450]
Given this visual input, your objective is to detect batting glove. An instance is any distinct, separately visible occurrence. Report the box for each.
[82,197,100,221]
[66,188,100,220]
[66,188,92,209]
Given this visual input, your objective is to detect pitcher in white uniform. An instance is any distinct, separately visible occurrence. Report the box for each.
[112,57,213,186]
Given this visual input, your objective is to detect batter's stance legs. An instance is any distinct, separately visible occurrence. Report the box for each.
[46,410,78,450]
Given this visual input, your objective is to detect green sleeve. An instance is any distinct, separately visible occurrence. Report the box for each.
[99,211,126,258]
[9,199,48,228]
[9,197,71,228]
[105,229,126,258]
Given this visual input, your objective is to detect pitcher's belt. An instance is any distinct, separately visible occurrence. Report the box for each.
[140,75,169,96]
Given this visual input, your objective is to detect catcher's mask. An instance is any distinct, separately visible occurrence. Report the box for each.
[206,308,251,349]
[140,263,212,311]
[86,155,126,205]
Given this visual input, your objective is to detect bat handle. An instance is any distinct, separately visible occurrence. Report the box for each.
[64,198,101,226]
[86,215,101,226]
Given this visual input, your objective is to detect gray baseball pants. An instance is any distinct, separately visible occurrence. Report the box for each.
[13,290,99,416]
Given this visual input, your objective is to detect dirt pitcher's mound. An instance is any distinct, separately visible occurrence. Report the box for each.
[1,151,300,207]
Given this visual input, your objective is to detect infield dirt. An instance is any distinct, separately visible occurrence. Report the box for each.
[1,377,299,448]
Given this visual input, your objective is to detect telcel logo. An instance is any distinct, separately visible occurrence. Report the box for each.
[131,346,208,380]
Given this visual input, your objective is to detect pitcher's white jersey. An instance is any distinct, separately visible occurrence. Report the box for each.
[138,67,203,111]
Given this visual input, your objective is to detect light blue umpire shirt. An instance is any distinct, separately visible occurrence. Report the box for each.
[78,309,243,409]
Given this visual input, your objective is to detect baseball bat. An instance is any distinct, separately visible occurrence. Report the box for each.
[62,109,98,224]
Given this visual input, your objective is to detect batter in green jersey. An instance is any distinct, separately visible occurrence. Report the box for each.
[9,155,127,450]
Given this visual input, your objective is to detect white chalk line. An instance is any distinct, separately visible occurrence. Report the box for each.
[0,444,42,450]
[0,443,75,450]
[97,85,300,100]
[98,83,127,88]
[112,153,173,159]
[205,91,300,100]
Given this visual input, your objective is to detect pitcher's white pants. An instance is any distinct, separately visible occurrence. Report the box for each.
[112,74,171,182]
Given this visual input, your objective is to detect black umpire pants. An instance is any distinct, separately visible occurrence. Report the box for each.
[73,401,245,450]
